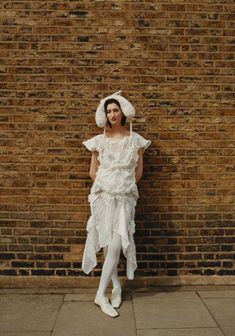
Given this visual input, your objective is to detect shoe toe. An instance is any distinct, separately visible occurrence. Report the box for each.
[94,295,119,317]
[102,305,119,317]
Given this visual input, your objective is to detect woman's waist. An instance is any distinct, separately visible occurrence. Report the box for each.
[97,164,135,174]
[96,169,135,184]
[92,178,138,194]
[89,188,138,203]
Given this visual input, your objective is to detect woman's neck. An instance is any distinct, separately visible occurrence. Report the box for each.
[106,125,130,138]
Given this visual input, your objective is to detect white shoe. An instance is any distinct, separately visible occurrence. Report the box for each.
[94,294,119,318]
[110,286,122,308]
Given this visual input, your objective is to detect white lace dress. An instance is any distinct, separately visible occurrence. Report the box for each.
[81,131,151,280]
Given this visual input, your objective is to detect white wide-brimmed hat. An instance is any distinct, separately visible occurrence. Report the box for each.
[95,90,135,128]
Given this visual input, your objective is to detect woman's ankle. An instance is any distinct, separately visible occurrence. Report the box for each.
[96,291,105,298]
[112,283,121,290]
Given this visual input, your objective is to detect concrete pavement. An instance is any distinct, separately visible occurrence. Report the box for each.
[0,285,234,336]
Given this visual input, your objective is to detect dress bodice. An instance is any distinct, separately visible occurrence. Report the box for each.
[83,131,151,198]
[98,134,135,168]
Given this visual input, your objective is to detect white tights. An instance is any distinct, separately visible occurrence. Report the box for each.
[96,232,122,297]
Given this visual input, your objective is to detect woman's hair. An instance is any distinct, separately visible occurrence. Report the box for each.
[104,98,126,127]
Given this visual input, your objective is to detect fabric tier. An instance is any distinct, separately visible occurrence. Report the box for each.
[82,131,151,154]
[82,132,151,197]
[82,190,137,280]
[91,167,139,197]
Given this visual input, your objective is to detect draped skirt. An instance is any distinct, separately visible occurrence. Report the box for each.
[82,190,138,280]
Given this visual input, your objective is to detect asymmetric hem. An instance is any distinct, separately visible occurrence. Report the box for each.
[82,131,151,280]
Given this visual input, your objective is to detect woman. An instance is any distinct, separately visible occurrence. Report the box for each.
[82,91,151,318]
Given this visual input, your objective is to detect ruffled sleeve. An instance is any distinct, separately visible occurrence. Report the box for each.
[82,135,101,152]
[135,132,151,152]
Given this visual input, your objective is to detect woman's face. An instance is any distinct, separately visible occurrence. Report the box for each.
[106,103,123,127]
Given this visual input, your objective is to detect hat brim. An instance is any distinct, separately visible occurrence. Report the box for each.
[95,93,135,128]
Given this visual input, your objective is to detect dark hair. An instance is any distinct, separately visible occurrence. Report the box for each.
[104,98,126,127]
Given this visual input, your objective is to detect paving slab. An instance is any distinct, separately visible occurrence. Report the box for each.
[52,300,136,336]
[215,285,235,290]
[132,291,217,329]
[137,328,224,336]
[64,290,133,302]
[165,285,217,291]
[0,287,233,336]
[0,333,51,336]
[198,290,235,298]
[0,294,63,333]
[203,298,235,336]
[0,285,230,295]
[64,293,95,302]
[0,288,98,295]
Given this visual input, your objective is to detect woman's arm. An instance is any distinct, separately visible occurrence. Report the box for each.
[135,148,144,184]
[89,151,100,181]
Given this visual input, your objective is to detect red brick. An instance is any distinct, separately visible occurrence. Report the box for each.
[0,0,234,283]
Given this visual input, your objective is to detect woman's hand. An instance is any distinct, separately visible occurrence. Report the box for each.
[135,148,144,184]
[89,151,100,181]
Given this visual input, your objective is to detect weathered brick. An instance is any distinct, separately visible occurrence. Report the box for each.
[0,0,234,284]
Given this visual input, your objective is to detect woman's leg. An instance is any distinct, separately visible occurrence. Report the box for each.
[96,232,122,298]
[103,245,121,290]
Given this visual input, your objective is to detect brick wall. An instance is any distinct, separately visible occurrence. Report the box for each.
[0,1,234,286]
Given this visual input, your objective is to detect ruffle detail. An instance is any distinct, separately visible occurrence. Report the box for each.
[82,190,137,280]
[135,133,152,152]
[82,134,102,152]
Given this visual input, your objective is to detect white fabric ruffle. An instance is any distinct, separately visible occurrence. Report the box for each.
[82,131,151,154]
[82,190,137,280]
[82,132,151,196]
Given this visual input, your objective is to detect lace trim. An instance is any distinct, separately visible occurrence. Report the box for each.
[85,191,137,279]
